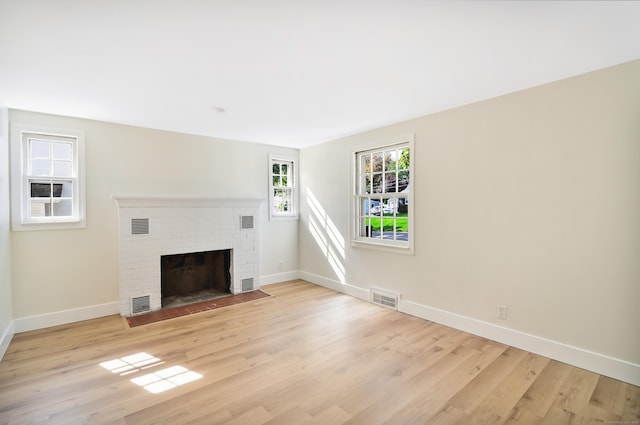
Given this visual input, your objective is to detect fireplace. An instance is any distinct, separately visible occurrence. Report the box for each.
[113,196,263,316]
[161,249,232,308]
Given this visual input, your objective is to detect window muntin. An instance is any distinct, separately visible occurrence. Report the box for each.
[11,125,86,230]
[269,156,298,219]
[354,141,412,250]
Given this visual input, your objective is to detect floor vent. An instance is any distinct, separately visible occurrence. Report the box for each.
[131,218,149,235]
[240,215,254,230]
[131,295,151,314]
[241,278,255,292]
[370,287,400,310]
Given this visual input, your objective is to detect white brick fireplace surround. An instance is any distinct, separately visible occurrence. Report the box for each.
[113,196,263,317]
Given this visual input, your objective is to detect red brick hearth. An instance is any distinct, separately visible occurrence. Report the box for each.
[126,290,270,328]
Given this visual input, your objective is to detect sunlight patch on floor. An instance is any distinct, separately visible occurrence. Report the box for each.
[100,352,202,394]
[131,365,203,394]
[99,352,163,376]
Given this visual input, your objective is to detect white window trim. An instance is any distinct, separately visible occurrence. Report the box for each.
[10,124,86,231]
[268,154,299,220]
[351,134,414,254]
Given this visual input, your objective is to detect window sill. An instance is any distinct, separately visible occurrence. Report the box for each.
[269,214,299,222]
[351,239,414,255]
[12,218,87,232]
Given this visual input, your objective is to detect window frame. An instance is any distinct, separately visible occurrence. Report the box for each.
[268,154,298,220]
[10,124,86,231]
[351,135,414,254]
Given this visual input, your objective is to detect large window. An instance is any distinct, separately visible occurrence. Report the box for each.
[269,155,298,219]
[11,125,86,230]
[353,137,413,252]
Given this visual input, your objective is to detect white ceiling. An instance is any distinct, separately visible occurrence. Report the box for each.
[1,1,639,148]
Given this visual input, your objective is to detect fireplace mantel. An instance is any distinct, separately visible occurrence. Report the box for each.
[112,195,264,209]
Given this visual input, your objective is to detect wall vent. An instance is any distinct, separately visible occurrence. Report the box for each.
[370,287,400,311]
[241,278,255,292]
[240,215,254,230]
[131,218,149,235]
[131,295,151,314]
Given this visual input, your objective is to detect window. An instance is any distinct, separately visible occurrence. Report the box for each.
[11,124,86,230]
[353,136,413,252]
[269,155,298,219]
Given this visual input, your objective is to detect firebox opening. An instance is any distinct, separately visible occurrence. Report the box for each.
[161,249,232,309]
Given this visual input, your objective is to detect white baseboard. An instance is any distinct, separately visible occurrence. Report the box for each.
[0,320,15,361]
[300,272,640,387]
[400,300,640,387]
[260,271,302,286]
[299,271,369,301]
[14,302,120,333]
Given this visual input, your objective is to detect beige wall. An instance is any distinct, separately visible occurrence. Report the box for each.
[0,108,13,346]
[8,110,299,319]
[299,60,640,365]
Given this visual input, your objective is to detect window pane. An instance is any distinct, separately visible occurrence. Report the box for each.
[30,140,50,158]
[384,150,396,172]
[273,189,283,213]
[281,176,288,187]
[281,163,288,175]
[368,198,381,216]
[372,174,382,193]
[59,181,73,197]
[53,199,73,217]
[359,217,369,237]
[52,160,72,177]
[384,172,396,193]
[272,176,280,186]
[399,148,410,170]
[273,188,292,213]
[363,175,371,194]
[369,216,381,233]
[30,199,49,217]
[382,197,396,215]
[31,159,51,176]
[272,163,280,174]
[360,154,370,174]
[398,170,409,192]
[372,153,383,172]
[360,198,370,215]
[396,218,409,241]
[30,182,51,198]
[283,188,293,212]
[52,142,72,160]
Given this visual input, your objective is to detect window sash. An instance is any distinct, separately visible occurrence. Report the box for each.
[269,156,298,219]
[353,140,412,250]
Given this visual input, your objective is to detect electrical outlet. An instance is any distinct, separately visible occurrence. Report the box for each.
[497,305,507,320]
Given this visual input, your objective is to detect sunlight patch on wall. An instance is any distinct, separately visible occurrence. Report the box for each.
[306,188,346,283]
[99,352,202,394]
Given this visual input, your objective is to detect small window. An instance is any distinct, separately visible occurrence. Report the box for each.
[353,136,413,252]
[11,124,86,230]
[269,155,298,220]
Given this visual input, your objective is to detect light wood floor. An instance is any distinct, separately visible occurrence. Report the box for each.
[1,280,638,425]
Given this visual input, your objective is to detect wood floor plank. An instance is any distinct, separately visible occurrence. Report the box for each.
[443,346,529,415]
[551,367,601,415]
[590,375,627,416]
[509,359,572,418]
[464,352,550,424]
[0,280,637,425]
